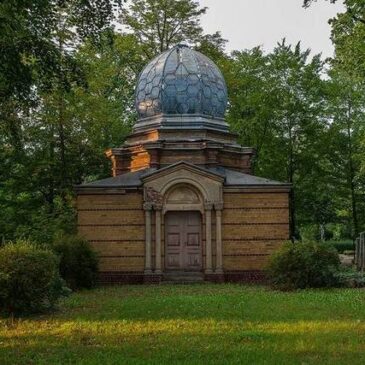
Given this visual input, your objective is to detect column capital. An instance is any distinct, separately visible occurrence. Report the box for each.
[204,202,213,211]
[143,202,153,211]
[214,202,224,211]
[153,203,163,211]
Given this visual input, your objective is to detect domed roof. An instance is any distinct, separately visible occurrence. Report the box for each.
[135,44,228,121]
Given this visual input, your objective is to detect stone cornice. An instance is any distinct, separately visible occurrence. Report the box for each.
[223,186,291,193]
[74,187,140,194]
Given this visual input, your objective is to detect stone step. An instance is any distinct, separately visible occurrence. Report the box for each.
[161,281,206,285]
[163,272,204,284]
[163,277,204,282]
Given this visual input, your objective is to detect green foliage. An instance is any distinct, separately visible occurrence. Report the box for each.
[328,240,354,253]
[195,32,228,61]
[0,240,69,314]
[0,34,139,243]
[0,195,77,245]
[0,1,230,244]
[304,0,365,238]
[335,268,365,288]
[0,0,132,244]
[300,224,334,242]
[303,0,338,7]
[227,41,329,238]
[226,34,365,239]
[327,69,365,238]
[329,1,365,81]
[1,0,365,245]
[0,0,124,101]
[299,227,353,252]
[53,235,99,290]
[267,241,341,290]
[121,0,207,57]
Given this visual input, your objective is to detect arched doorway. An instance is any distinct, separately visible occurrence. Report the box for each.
[163,183,203,272]
[165,211,202,271]
[142,162,225,278]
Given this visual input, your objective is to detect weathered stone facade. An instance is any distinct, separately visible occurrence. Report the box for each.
[76,44,290,284]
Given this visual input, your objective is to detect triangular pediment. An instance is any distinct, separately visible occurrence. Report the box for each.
[141,161,225,183]
[142,161,224,205]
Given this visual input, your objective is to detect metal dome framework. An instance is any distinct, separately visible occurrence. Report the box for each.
[135,44,228,121]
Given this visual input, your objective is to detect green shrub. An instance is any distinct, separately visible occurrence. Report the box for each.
[335,268,365,288]
[53,235,98,290]
[331,241,354,254]
[267,241,341,290]
[0,240,69,314]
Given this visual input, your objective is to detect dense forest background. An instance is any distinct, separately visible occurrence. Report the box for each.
[1,0,365,244]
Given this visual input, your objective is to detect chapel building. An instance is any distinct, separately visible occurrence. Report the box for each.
[76,44,290,284]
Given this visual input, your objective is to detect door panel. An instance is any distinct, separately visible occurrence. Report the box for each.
[167,233,180,246]
[165,211,202,271]
[184,212,201,270]
[166,254,181,268]
[187,233,199,246]
[165,212,184,270]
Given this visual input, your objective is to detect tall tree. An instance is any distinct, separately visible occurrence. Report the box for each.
[304,0,365,237]
[121,0,207,58]
[326,70,365,238]
[228,41,329,239]
[0,0,124,103]
[227,47,276,170]
[0,0,126,242]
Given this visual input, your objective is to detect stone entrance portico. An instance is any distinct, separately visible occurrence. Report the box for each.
[141,162,225,282]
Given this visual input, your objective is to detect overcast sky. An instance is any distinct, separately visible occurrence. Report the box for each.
[199,0,345,58]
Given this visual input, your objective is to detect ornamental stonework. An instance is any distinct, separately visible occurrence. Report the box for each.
[144,187,163,205]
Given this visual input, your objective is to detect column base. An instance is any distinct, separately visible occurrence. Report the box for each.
[144,274,162,284]
[205,273,225,283]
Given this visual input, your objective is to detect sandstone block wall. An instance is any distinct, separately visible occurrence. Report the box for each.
[222,192,290,271]
[77,192,145,273]
[77,190,290,276]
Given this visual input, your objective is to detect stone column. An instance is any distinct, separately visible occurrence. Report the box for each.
[205,202,213,274]
[215,203,224,274]
[143,203,153,274]
[154,204,162,274]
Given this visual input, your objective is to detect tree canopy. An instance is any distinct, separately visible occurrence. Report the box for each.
[1,0,365,243]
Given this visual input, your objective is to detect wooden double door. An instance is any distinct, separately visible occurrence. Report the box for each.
[165,211,202,271]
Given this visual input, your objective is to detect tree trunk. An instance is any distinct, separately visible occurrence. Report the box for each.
[320,224,325,242]
[47,125,56,213]
[58,93,67,191]
[346,101,359,239]
[288,122,297,241]
[57,35,67,198]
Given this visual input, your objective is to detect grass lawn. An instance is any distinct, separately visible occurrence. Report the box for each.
[2,285,365,364]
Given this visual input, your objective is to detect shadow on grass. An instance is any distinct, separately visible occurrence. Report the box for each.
[1,317,365,365]
[46,284,365,324]
[2,285,365,364]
